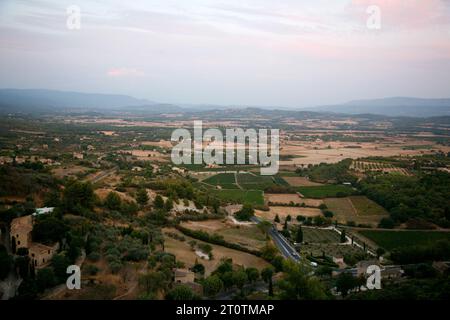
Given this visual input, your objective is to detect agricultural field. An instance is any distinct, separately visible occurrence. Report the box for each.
[163,228,269,276]
[358,230,450,251]
[324,196,388,226]
[236,172,276,190]
[203,172,239,189]
[209,189,264,206]
[349,196,389,216]
[265,193,323,207]
[351,160,410,175]
[180,220,266,251]
[282,176,323,187]
[255,206,322,223]
[298,185,355,198]
[299,227,365,258]
[303,227,341,243]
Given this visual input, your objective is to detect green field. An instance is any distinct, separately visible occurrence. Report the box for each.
[203,173,239,189]
[358,230,450,250]
[237,173,276,190]
[349,196,388,216]
[298,185,355,198]
[273,175,289,186]
[209,189,264,206]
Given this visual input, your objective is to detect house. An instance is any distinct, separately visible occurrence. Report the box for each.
[73,152,84,160]
[29,242,60,268]
[10,210,59,269]
[174,268,195,284]
[173,268,203,296]
[10,215,33,249]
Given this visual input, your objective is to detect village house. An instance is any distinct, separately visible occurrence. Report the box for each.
[173,268,203,296]
[73,152,84,160]
[10,208,58,269]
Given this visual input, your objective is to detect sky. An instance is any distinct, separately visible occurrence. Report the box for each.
[0,0,450,107]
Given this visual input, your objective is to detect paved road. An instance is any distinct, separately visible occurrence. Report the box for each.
[251,217,300,262]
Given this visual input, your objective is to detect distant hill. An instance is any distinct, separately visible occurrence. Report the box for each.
[1,89,449,118]
[311,97,450,117]
[0,88,153,112]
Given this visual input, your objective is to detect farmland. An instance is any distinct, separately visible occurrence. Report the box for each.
[324,196,388,226]
[209,189,264,206]
[163,228,269,276]
[180,220,266,251]
[358,230,450,251]
[203,172,239,189]
[236,172,276,190]
[303,227,341,243]
[255,206,322,223]
[349,196,388,216]
[298,185,356,198]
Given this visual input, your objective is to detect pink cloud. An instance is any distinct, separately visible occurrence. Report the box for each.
[107,67,144,77]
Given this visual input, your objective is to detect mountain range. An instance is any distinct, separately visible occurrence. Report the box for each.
[0,88,449,117]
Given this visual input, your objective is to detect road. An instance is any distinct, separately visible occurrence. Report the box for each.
[86,166,118,184]
[251,216,300,262]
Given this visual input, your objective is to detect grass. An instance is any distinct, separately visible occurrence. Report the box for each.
[237,172,276,190]
[209,189,264,206]
[350,196,388,216]
[298,185,355,198]
[203,173,239,189]
[358,230,450,251]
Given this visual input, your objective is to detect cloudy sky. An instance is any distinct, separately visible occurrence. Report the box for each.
[1,0,450,107]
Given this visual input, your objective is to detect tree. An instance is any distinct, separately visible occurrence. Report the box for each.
[232,270,248,290]
[376,247,386,259]
[166,285,196,300]
[277,260,327,300]
[15,256,31,279]
[261,267,274,296]
[340,229,347,243]
[136,188,149,206]
[51,253,71,283]
[234,203,254,221]
[63,180,95,213]
[261,243,278,261]
[335,272,358,297]
[153,195,164,209]
[0,246,12,280]
[203,275,223,297]
[245,267,260,283]
[104,191,122,210]
[379,217,395,229]
[32,216,68,245]
[191,262,205,275]
[274,214,280,223]
[164,198,174,211]
[296,225,303,244]
[36,268,56,292]
[139,271,168,295]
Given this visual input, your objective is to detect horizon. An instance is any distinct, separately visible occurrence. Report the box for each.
[2,87,450,111]
[1,0,450,107]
